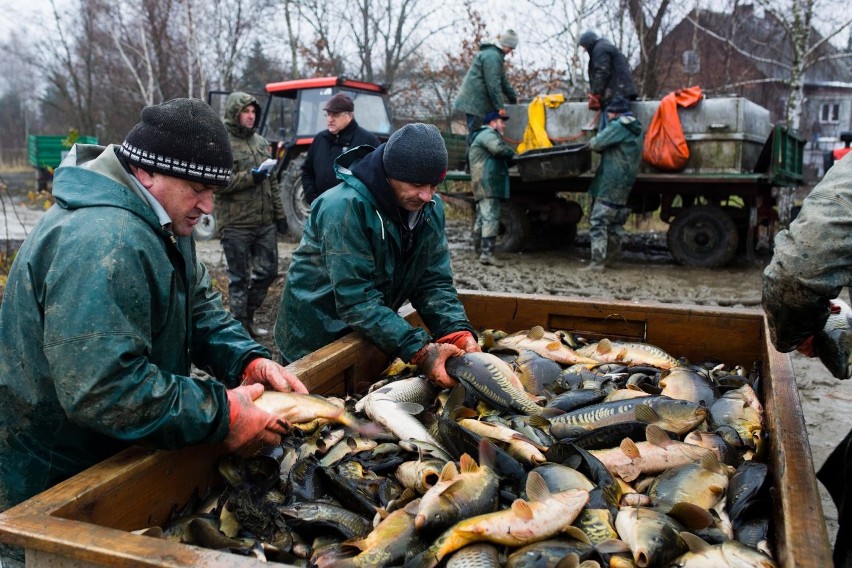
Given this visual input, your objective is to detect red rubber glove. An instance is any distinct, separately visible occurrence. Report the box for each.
[796,301,843,357]
[411,343,464,388]
[224,384,289,452]
[437,331,481,353]
[242,358,309,394]
[588,93,602,110]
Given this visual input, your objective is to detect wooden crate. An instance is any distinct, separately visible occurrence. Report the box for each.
[0,291,831,567]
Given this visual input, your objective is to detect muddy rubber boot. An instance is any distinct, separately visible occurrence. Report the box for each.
[478,237,503,266]
[605,236,622,267]
[246,313,269,338]
[471,231,482,254]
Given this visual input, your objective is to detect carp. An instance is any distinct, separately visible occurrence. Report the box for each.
[549,395,708,437]
[396,459,446,494]
[589,424,713,482]
[577,338,680,369]
[495,326,600,365]
[408,471,590,568]
[254,391,380,436]
[659,367,719,407]
[708,385,765,453]
[671,531,777,567]
[615,506,688,567]
[646,452,732,514]
[446,352,544,416]
[457,418,547,465]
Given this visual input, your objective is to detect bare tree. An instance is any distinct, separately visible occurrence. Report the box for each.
[626,0,671,97]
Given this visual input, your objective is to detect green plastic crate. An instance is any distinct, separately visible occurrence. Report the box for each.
[28,134,99,169]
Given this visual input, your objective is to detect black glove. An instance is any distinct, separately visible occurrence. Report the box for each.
[251,168,269,185]
[275,219,288,235]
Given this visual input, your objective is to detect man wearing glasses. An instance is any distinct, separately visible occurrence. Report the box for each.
[301,93,380,205]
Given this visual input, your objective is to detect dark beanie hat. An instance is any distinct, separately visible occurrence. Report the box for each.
[607,96,631,114]
[119,98,232,186]
[579,30,599,49]
[383,123,448,186]
[324,93,355,113]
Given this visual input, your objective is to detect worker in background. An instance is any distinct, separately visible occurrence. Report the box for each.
[0,98,307,567]
[823,131,852,175]
[470,110,516,266]
[302,93,380,205]
[762,153,852,567]
[216,91,288,338]
[274,124,480,387]
[584,96,643,271]
[579,30,638,122]
[454,29,519,145]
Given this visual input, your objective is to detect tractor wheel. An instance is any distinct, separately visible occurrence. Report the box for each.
[666,205,739,268]
[193,213,217,241]
[281,154,309,240]
[495,201,530,253]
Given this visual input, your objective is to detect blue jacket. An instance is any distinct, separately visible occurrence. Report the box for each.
[274,145,474,363]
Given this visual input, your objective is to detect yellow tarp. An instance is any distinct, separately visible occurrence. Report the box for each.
[516,94,565,153]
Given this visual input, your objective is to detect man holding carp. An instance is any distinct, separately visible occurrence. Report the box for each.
[0,98,308,566]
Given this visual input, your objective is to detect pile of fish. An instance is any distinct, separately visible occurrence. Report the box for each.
[140,325,777,567]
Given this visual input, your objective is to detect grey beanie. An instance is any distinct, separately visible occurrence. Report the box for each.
[383,123,448,186]
[498,29,519,50]
[120,98,233,186]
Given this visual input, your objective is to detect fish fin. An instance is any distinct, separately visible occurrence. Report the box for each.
[634,404,661,424]
[699,451,724,474]
[528,326,546,340]
[615,348,629,362]
[645,424,672,447]
[619,438,641,459]
[562,525,592,544]
[626,383,645,392]
[478,438,498,471]
[403,498,421,514]
[459,453,479,474]
[438,460,459,482]
[679,531,713,553]
[524,470,551,502]
[709,484,725,496]
[511,499,535,520]
[398,402,425,415]
[527,414,554,426]
[553,553,580,568]
[595,538,631,554]
[668,502,713,529]
[546,341,563,351]
[596,338,612,354]
[452,406,478,420]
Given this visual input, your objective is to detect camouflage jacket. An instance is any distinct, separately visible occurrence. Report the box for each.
[469,125,516,200]
[763,153,852,352]
[215,92,284,229]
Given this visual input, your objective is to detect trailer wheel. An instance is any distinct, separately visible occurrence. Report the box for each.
[496,201,530,253]
[193,213,217,241]
[281,154,309,240]
[667,205,739,267]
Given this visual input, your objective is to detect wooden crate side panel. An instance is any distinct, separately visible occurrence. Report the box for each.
[763,338,832,567]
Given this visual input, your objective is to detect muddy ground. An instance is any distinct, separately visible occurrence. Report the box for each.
[2,170,850,550]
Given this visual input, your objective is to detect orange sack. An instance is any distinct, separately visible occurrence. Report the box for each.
[642,86,703,171]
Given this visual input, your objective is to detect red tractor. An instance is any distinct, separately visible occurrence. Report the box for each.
[202,76,394,240]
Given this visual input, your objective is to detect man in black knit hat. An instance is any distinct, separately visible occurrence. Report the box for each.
[301,92,380,205]
[275,123,480,387]
[0,98,307,564]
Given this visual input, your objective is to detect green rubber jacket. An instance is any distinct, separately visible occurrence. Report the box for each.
[469,126,516,200]
[588,115,644,205]
[274,145,475,363]
[453,42,518,117]
[0,144,268,512]
[215,91,285,229]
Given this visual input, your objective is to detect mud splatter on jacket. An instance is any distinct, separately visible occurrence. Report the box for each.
[454,41,518,118]
[763,153,852,352]
[589,115,644,205]
[469,125,516,200]
[274,145,475,363]
[216,92,285,229]
[0,144,267,512]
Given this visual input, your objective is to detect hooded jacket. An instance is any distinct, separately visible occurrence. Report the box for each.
[469,125,516,200]
[216,92,285,229]
[302,118,381,204]
[588,115,644,205]
[274,145,474,363]
[454,41,518,118]
[585,37,639,105]
[0,144,267,512]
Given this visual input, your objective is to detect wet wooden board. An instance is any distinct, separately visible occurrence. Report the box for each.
[0,291,831,567]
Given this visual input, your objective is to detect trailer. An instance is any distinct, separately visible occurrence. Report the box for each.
[445,96,805,268]
[0,291,831,567]
[27,133,99,192]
